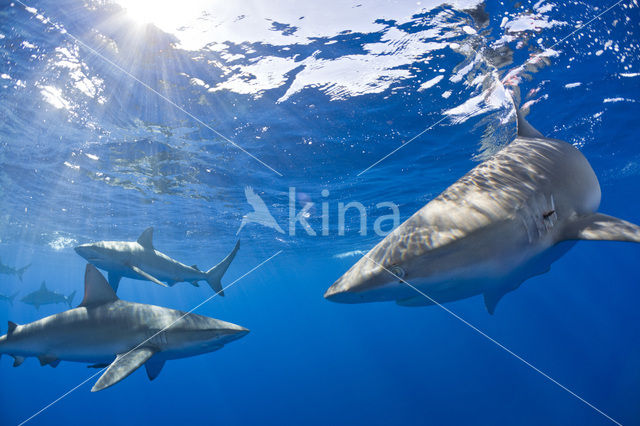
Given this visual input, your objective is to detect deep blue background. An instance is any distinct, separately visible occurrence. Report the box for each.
[1,0,639,425]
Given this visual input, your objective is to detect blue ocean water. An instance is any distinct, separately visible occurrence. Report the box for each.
[1,0,639,424]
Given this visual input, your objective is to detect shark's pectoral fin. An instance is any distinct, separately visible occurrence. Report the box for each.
[145,357,166,381]
[12,355,25,367]
[128,265,168,288]
[562,213,640,242]
[92,347,156,392]
[38,355,58,367]
[396,295,436,307]
[108,272,122,292]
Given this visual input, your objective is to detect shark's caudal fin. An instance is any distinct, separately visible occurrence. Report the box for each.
[17,264,30,282]
[79,264,119,307]
[562,213,640,242]
[66,290,77,308]
[205,240,241,296]
[8,292,18,306]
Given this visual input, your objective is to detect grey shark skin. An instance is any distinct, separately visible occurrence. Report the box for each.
[0,264,249,391]
[0,258,30,282]
[21,281,75,310]
[325,111,640,313]
[75,227,240,294]
[0,292,18,306]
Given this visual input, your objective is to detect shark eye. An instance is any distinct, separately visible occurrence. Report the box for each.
[389,265,405,279]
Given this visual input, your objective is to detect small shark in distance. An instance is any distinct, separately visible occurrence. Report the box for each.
[21,282,76,310]
[0,292,19,306]
[0,257,30,282]
[0,264,249,391]
[74,227,240,294]
[325,110,640,313]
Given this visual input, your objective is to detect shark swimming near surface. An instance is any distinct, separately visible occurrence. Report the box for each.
[74,227,240,294]
[21,282,76,310]
[0,292,18,306]
[0,264,249,391]
[0,257,30,282]
[325,110,640,313]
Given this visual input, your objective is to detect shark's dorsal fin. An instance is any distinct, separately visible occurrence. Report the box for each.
[562,213,640,242]
[137,227,154,250]
[80,264,119,307]
[516,108,544,139]
[40,281,47,290]
[191,264,200,271]
[7,321,18,334]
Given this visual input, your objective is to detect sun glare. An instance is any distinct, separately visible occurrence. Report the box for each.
[115,0,205,29]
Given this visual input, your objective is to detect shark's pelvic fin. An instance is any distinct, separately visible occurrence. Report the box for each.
[108,272,122,292]
[80,264,119,307]
[137,227,155,250]
[562,213,640,242]
[92,347,156,392]
[516,108,544,139]
[205,240,241,296]
[38,355,58,367]
[87,363,110,369]
[128,265,168,288]
[12,355,25,367]
[145,357,165,381]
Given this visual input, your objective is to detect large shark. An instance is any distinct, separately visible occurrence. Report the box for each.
[0,264,249,391]
[0,257,30,282]
[325,111,640,313]
[74,227,240,294]
[21,281,76,310]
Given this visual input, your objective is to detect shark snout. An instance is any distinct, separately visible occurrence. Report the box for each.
[74,244,93,259]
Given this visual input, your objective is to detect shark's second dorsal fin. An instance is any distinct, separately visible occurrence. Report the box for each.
[80,264,119,307]
[516,108,544,139]
[137,227,154,250]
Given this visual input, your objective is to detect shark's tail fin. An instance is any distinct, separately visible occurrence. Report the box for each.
[17,264,30,282]
[8,292,18,306]
[66,290,77,308]
[205,241,240,296]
